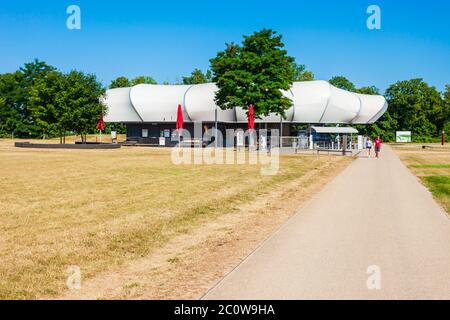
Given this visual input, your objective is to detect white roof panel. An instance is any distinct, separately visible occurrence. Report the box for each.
[130,84,191,122]
[185,83,236,122]
[103,87,142,123]
[292,80,330,122]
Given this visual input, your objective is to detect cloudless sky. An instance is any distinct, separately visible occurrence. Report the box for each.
[0,0,448,92]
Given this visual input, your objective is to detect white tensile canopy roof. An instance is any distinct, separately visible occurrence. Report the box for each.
[104,80,388,124]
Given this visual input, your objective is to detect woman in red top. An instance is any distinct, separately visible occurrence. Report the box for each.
[374,136,382,158]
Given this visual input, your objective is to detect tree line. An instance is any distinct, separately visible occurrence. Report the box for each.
[1,29,449,142]
[326,76,449,142]
[0,61,217,141]
[0,60,105,142]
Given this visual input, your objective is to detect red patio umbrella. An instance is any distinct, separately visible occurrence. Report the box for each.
[248,104,255,130]
[96,113,105,143]
[176,104,184,130]
[96,113,105,131]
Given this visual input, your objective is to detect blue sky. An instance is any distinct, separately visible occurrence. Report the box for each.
[0,0,448,93]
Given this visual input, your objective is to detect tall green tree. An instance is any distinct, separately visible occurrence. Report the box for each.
[109,76,131,89]
[0,60,55,137]
[29,71,66,139]
[329,76,356,92]
[19,60,57,136]
[30,70,105,143]
[444,85,450,106]
[0,72,22,137]
[131,76,157,85]
[385,79,444,140]
[357,86,380,95]
[64,71,106,142]
[20,59,56,85]
[205,70,213,82]
[293,64,314,81]
[182,69,210,85]
[210,29,296,118]
[0,95,14,137]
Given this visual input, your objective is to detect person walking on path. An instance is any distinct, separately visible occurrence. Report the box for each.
[366,137,373,157]
[374,136,382,158]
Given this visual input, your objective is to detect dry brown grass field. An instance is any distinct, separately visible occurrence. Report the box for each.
[392,143,450,214]
[0,138,352,299]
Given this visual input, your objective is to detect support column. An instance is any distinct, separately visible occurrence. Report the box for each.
[358,135,363,150]
[279,116,283,148]
[214,107,218,148]
[342,135,347,156]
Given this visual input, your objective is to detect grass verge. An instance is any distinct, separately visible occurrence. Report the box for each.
[421,176,450,212]
[392,143,450,214]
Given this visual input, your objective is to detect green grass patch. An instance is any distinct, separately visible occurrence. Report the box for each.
[421,176,450,196]
[421,176,450,213]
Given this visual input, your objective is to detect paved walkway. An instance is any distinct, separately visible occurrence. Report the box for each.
[204,146,450,299]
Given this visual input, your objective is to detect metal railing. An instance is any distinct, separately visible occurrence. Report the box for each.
[280,136,309,149]
[279,137,360,151]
